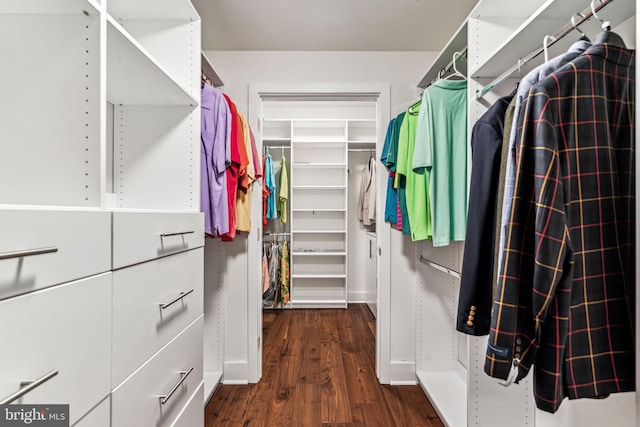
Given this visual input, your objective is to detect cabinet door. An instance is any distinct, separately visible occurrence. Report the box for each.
[112,316,203,427]
[112,211,204,269]
[0,209,111,301]
[112,248,204,386]
[0,274,112,426]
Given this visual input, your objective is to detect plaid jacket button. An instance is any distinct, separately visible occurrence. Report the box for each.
[466,320,473,327]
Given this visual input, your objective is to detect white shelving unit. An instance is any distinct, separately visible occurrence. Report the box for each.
[290,119,349,308]
[260,99,378,310]
[0,1,205,425]
[416,0,637,426]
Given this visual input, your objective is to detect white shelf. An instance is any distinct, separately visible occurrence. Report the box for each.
[418,20,468,88]
[108,0,199,21]
[107,17,198,106]
[291,274,347,279]
[291,137,346,144]
[292,252,347,256]
[204,370,223,406]
[348,140,377,144]
[264,137,292,142]
[416,372,467,427]
[292,208,346,212]
[291,300,347,309]
[292,163,346,168]
[202,52,224,88]
[292,230,347,234]
[1,0,97,14]
[292,185,346,189]
[470,0,634,78]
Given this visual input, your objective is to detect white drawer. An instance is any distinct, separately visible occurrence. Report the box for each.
[112,211,204,269]
[73,397,110,427]
[0,273,112,426]
[171,382,204,427]
[0,209,111,300]
[112,248,204,386]
[112,316,204,427]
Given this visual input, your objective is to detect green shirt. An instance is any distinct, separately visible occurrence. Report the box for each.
[396,106,431,241]
[413,79,467,247]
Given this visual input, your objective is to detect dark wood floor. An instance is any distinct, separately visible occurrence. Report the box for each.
[205,304,444,427]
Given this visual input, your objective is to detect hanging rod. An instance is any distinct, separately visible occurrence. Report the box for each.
[348,148,375,152]
[476,0,613,99]
[419,255,461,280]
[265,145,291,150]
[426,48,468,88]
[265,232,291,236]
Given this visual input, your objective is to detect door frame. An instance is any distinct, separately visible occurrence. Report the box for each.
[247,83,391,383]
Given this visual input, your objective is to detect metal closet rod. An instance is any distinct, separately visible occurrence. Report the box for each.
[476,0,613,100]
[419,255,462,280]
[348,148,375,152]
[427,48,468,88]
[265,145,291,149]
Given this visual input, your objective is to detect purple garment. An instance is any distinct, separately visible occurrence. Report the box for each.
[201,85,230,236]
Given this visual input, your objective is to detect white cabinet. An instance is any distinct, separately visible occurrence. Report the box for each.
[112,316,204,427]
[0,0,204,425]
[112,248,204,386]
[0,209,111,301]
[0,274,112,425]
[112,211,204,269]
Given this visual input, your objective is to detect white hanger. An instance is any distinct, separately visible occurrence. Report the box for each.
[543,35,556,62]
[444,51,466,80]
[591,0,610,30]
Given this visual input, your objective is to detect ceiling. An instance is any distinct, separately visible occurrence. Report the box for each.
[193,0,478,52]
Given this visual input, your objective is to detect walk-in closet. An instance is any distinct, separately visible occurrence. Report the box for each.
[1,0,638,426]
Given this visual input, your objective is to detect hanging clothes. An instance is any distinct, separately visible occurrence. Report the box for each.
[262,239,290,309]
[413,79,468,247]
[358,156,376,225]
[277,156,288,224]
[456,91,514,336]
[495,39,592,289]
[380,118,397,226]
[265,154,277,219]
[262,155,269,227]
[200,84,230,237]
[485,43,636,413]
[236,113,255,233]
[279,240,290,306]
[391,112,410,235]
[396,106,430,241]
[220,94,242,241]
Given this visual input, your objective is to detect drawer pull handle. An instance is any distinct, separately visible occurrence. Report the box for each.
[159,367,193,405]
[159,289,194,310]
[160,231,195,238]
[0,370,59,404]
[0,247,58,261]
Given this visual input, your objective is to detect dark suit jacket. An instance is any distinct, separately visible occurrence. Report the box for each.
[457,94,513,335]
[485,44,636,413]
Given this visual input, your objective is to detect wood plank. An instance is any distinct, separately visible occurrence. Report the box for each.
[205,305,444,427]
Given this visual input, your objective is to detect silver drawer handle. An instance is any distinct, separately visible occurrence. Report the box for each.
[159,367,193,405]
[160,231,195,238]
[0,370,59,404]
[159,290,194,310]
[0,247,58,261]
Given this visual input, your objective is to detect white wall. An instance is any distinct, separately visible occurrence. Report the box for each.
[206,50,437,382]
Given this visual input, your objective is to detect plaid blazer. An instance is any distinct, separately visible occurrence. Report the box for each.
[485,44,636,413]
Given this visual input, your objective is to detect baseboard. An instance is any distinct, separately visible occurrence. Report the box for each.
[389,361,416,384]
[347,290,367,303]
[222,361,249,384]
